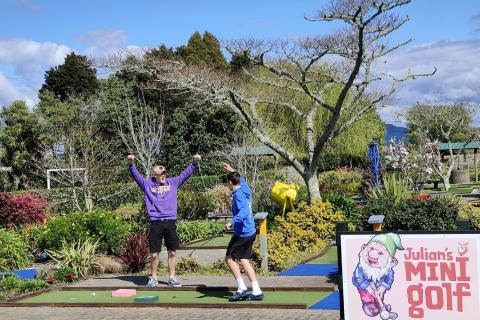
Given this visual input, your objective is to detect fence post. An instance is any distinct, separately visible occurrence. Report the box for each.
[254,212,269,273]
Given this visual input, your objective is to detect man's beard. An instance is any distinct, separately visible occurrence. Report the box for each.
[359,255,392,284]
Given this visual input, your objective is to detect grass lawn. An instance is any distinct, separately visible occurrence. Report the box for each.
[19,290,329,307]
[307,247,337,264]
[422,183,480,194]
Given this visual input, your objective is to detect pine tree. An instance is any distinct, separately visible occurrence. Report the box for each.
[41,52,98,101]
[203,31,229,70]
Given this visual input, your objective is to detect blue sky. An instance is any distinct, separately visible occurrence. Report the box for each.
[1,0,480,124]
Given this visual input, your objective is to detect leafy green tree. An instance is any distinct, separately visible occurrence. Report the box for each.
[178,31,229,70]
[0,101,44,190]
[41,52,98,101]
[162,101,236,175]
[203,31,229,70]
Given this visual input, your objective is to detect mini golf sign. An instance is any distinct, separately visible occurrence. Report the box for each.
[340,233,480,320]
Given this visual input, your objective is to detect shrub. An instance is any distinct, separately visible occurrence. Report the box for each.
[114,203,141,220]
[210,258,229,273]
[176,257,201,275]
[0,274,20,290]
[206,185,231,213]
[0,229,30,272]
[177,191,216,220]
[0,192,47,229]
[456,199,480,230]
[318,168,362,197]
[367,173,411,204]
[46,239,100,278]
[386,197,458,230]
[17,279,49,293]
[176,221,224,244]
[18,224,44,256]
[118,230,149,273]
[253,201,344,271]
[323,193,363,227]
[37,210,130,254]
[184,175,224,192]
[0,294,5,300]
[52,266,77,283]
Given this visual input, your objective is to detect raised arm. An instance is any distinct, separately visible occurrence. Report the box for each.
[127,155,146,190]
[170,154,201,187]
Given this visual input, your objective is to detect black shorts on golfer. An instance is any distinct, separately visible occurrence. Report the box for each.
[226,234,256,260]
[149,220,180,252]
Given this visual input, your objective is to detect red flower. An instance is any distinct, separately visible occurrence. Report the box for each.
[412,194,430,201]
[46,277,54,284]
[67,273,75,280]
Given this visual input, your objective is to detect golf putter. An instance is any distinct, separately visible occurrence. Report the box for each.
[370,283,396,320]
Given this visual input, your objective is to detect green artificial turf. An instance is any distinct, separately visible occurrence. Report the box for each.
[19,290,329,307]
[183,235,232,248]
[307,247,338,264]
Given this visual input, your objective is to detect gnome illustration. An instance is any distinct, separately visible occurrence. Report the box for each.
[352,233,404,319]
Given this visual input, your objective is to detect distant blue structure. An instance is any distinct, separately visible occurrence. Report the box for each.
[368,141,382,187]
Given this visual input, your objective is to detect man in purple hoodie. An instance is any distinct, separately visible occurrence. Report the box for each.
[127,154,201,287]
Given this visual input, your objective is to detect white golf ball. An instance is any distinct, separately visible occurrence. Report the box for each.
[92,293,96,296]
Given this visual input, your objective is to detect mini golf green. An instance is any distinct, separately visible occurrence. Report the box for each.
[307,247,337,264]
[17,289,329,307]
[183,234,232,248]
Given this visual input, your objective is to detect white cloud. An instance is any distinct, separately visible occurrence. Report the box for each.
[373,40,480,124]
[0,38,71,107]
[75,29,133,58]
[0,72,34,107]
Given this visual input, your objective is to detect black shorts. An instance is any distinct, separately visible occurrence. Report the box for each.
[226,234,256,260]
[149,220,180,252]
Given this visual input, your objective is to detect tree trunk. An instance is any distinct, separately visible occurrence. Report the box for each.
[441,176,450,192]
[305,172,321,202]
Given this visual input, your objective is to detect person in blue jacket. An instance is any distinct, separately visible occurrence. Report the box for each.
[222,162,263,302]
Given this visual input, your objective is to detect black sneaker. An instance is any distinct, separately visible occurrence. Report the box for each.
[247,293,264,301]
[228,290,249,302]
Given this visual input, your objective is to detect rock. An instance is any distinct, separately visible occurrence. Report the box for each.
[95,255,123,274]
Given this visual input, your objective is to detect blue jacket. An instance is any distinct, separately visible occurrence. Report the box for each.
[230,176,256,237]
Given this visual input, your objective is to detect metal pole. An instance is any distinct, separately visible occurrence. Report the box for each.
[475,148,478,184]
[259,218,268,273]
[46,170,51,190]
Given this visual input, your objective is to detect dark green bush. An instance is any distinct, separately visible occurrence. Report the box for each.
[177,191,216,220]
[318,168,362,197]
[323,193,364,227]
[385,197,458,231]
[0,229,30,272]
[363,196,459,231]
[37,210,130,254]
[184,175,224,192]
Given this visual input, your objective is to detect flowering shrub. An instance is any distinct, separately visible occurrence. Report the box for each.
[252,200,344,271]
[52,266,78,283]
[0,192,47,229]
[382,139,434,194]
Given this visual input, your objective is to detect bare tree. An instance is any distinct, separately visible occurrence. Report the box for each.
[403,104,480,191]
[106,0,435,202]
[116,88,164,175]
[38,97,127,211]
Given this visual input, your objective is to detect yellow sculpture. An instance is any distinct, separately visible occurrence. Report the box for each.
[270,182,300,216]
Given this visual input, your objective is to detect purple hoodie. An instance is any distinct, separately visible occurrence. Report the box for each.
[129,163,198,221]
